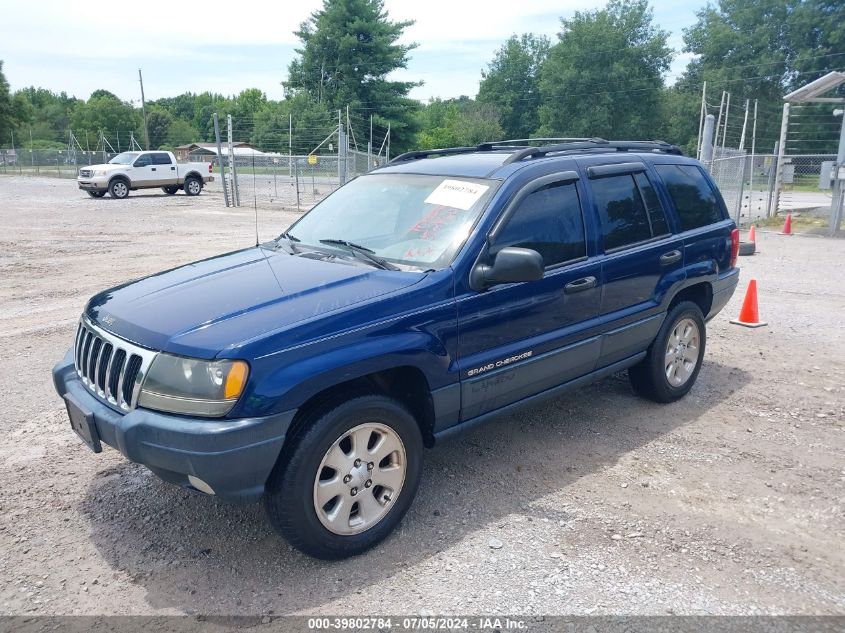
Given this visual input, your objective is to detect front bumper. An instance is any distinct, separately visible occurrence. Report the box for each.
[78,180,107,191]
[53,350,295,501]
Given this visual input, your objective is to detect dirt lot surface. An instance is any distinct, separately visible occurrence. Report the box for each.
[1,175,843,616]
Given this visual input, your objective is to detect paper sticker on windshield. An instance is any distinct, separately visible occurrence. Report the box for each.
[424,179,489,211]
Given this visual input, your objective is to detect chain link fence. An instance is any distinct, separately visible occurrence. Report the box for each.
[0,149,124,178]
[706,149,837,226]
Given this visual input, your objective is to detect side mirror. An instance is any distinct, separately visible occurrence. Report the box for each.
[471,246,544,290]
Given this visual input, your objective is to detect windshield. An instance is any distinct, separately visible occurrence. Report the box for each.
[286,174,498,270]
[108,152,140,165]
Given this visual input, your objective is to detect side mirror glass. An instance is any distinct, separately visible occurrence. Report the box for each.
[471,246,544,290]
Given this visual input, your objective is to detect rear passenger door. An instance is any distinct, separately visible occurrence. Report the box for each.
[653,163,734,275]
[585,162,685,366]
[151,152,177,186]
[456,173,602,420]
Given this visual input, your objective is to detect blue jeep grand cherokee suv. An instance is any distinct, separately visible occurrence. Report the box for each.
[53,139,740,558]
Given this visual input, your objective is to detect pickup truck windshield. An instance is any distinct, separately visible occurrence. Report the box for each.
[287,173,498,270]
[109,152,140,165]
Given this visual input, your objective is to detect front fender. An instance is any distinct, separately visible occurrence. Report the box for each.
[236,331,453,417]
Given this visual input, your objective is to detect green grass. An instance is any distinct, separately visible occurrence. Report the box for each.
[758,213,828,231]
[783,174,824,194]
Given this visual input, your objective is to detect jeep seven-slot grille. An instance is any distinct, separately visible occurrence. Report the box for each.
[73,319,155,411]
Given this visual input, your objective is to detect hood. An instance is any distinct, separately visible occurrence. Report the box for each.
[81,163,121,171]
[85,247,424,358]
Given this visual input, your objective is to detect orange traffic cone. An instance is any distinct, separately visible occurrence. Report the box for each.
[779,214,793,235]
[730,279,768,328]
[748,225,757,244]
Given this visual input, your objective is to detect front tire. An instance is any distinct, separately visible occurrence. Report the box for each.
[184,176,202,196]
[109,179,129,199]
[265,394,423,559]
[629,300,706,403]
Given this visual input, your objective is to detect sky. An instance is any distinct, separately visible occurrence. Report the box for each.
[0,0,701,105]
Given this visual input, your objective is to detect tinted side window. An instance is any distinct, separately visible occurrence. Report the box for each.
[493,181,585,267]
[152,152,172,165]
[133,154,152,167]
[592,174,652,251]
[634,172,670,237]
[655,164,724,230]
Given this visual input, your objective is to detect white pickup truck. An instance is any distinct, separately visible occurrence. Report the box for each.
[77,150,214,199]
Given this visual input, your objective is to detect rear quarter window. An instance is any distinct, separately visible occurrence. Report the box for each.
[655,164,725,230]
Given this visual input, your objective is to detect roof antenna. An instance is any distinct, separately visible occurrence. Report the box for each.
[253,151,259,247]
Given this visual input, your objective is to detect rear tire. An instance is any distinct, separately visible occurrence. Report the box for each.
[162,185,179,195]
[109,179,129,199]
[738,241,756,256]
[629,300,706,403]
[87,190,106,198]
[265,394,423,559]
[184,176,202,196]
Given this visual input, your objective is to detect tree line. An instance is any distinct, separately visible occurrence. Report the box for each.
[0,0,842,157]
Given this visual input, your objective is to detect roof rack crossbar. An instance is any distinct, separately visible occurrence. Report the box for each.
[503,139,683,164]
[389,143,528,164]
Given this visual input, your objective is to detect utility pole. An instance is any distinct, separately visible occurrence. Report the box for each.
[288,113,292,179]
[138,69,150,150]
[386,123,390,163]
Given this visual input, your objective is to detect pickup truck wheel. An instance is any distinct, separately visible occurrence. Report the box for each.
[265,394,423,559]
[162,186,179,195]
[87,191,106,198]
[184,176,202,196]
[629,300,706,403]
[109,179,129,199]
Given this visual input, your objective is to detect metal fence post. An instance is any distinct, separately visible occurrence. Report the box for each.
[338,123,346,186]
[227,114,240,206]
[829,109,845,235]
[770,102,790,217]
[700,115,715,169]
[213,113,230,207]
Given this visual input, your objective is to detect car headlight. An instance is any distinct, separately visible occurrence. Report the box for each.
[92,169,107,176]
[138,354,249,417]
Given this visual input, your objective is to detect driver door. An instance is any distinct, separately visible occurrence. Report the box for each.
[456,174,603,420]
[131,154,156,186]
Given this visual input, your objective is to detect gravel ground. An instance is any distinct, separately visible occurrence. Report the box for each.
[0,175,843,616]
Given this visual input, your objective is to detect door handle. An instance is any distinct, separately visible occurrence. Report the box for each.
[171,166,175,170]
[564,276,597,294]
[659,250,682,266]
[151,167,156,171]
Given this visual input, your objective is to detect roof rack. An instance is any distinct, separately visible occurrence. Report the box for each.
[388,143,527,164]
[504,139,683,164]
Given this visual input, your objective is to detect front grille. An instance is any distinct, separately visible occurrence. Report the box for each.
[79,169,92,178]
[73,318,157,411]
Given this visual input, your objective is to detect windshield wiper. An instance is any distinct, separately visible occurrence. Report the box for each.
[275,231,300,254]
[318,239,399,271]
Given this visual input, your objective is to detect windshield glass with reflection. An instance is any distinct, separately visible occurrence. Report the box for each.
[286,173,498,270]
[108,152,140,165]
